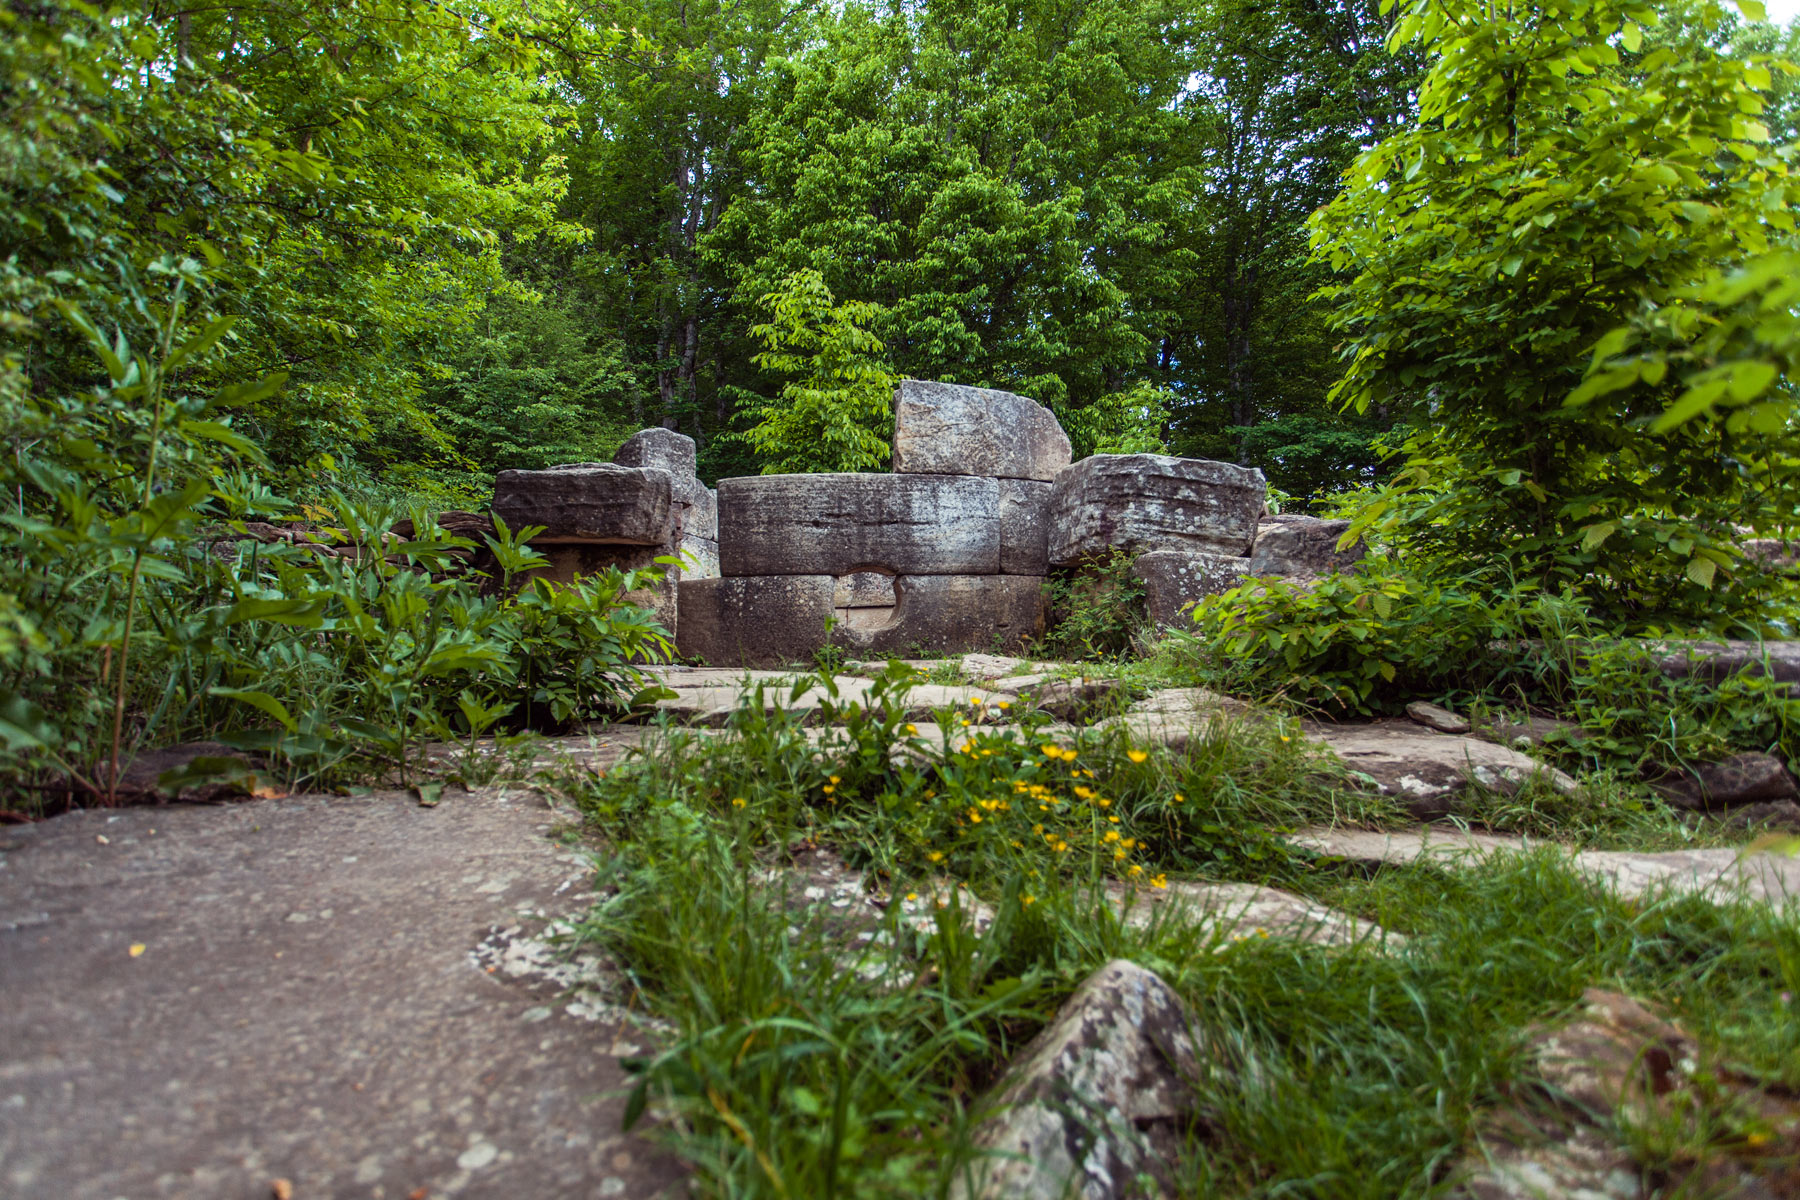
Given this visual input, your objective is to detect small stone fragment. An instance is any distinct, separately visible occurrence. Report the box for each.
[1404,701,1472,735]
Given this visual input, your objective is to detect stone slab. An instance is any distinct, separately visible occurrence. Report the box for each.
[1048,453,1267,564]
[998,478,1053,574]
[0,790,682,1200]
[493,462,675,545]
[1306,719,1581,821]
[675,575,835,668]
[1291,826,1800,905]
[1134,549,1251,626]
[1109,880,1400,949]
[718,473,1000,577]
[834,574,1047,658]
[891,379,1072,482]
[650,675,1019,727]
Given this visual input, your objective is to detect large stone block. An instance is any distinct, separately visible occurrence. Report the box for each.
[675,576,836,668]
[834,575,1046,657]
[999,479,1052,575]
[492,463,674,545]
[524,544,679,632]
[1048,453,1265,564]
[1133,549,1250,627]
[1249,513,1362,577]
[612,426,697,477]
[892,380,1072,482]
[718,474,1000,577]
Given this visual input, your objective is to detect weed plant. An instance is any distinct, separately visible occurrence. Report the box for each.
[569,669,1800,1197]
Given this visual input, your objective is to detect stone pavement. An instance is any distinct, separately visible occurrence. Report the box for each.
[0,786,681,1200]
[1292,826,1800,905]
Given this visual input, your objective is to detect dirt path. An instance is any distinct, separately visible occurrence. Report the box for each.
[0,784,682,1200]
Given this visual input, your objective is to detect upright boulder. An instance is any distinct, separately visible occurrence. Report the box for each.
[891,380,1072,482]
[1249,514,1362,578]
[998,479,1053,575]
[1049,454,1265,565]
[954,960,1201,1200]
[718,474,1001,577]
[612,427,719,579]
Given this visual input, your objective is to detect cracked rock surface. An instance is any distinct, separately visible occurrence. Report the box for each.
[0,786,681,1200]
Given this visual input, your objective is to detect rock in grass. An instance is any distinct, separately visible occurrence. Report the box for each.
[1404,701,1472,735]
[1648,751,1798,812]
[1453,990,1800,1199]
[954,960,1199,1200]
[1307,719,1579,822]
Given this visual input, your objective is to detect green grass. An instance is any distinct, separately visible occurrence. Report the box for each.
[557,667,1800,1198]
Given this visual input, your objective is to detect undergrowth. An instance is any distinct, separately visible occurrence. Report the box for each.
[565,668,1800,1198]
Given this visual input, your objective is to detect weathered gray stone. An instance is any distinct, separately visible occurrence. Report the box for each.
[955,960,1200,1200]
[677,480,718,543]
[1648,751,1798,811]
[1477,712,1583,748]
[1405,700,1472,735]
[493,463,674,544]
[1721,799,1800,833]
[1248,513,1362,577]
[0,789,683,1200]
[834,570,899,609]
[1290,826,1800,905]
[1015,676,1126,722]
[1094,687,1252,753]
[892,379,1072,482]
[999,478,1053,574]
[834,575,1046,657]
[1647,639,1800,692]
[1452,990,1800,1200]
[650,674,1018,727]
[611,426,698,477]
[718,474,1000,577]
[1133,550,1250,627]
[1048,454,1266,565]
[1109,880,1400,950]
[960,654,1030,682]
[680,535,720,580]
[1306,719,1580,821]
[675,575,836,668]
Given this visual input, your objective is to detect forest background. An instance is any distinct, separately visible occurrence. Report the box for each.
[1,0,1636,506]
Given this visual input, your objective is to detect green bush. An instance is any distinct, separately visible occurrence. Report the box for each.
[0,282,672,803]
[1036,552,1148,662]
[1181,562,1520,715]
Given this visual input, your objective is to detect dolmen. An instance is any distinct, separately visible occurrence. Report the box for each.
[487,381,1363,665]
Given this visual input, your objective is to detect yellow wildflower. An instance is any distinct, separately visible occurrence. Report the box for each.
[1127,750,1148,764]
[732,797,747,808]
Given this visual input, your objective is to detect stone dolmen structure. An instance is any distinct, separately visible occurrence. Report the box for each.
[489,380,1358,666]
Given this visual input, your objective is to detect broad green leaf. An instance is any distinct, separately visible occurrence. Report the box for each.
[208,687,298,733]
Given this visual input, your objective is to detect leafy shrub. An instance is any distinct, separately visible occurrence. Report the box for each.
[1036,552,1147,661]
[1181,562,1522,715]
[0,284,672,804]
